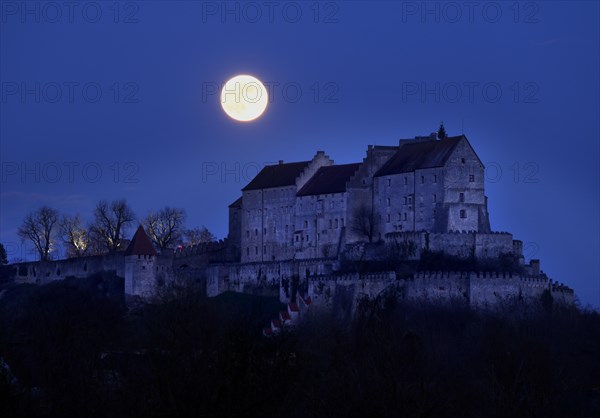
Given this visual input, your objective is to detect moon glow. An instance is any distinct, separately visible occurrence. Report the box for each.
[220,75,268,122]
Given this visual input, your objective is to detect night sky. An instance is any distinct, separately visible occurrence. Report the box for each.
[1,1,598,307]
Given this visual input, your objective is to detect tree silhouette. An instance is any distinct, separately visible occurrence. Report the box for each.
[437,121,447,139]
[182,226,216,246]
[144,207,186,250]
[350,203,379,243]
[0,243,7,265]
[17,206,59,261]
[89,199,135,253]
[60,214,90,258]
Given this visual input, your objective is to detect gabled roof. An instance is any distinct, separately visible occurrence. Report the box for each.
[296,163,361,196]
[242,161,311,191]
[375,135,466,177]
[124,225,157,256]
[228,196,243,208]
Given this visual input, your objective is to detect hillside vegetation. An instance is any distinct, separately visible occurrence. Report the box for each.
[0,275,598,418]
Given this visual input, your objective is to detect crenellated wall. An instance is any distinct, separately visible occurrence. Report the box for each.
[206,260,574,311]
[10,254,125,285]
[383,230,516,260]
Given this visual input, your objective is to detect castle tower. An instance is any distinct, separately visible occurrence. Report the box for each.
[124,225,158,300]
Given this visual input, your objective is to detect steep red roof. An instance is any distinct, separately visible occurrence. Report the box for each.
[124,225,157,256]
[296,163,361,196]
[375,135,465,176]
[242,161,310,191]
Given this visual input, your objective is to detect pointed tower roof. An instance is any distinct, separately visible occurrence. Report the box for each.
[124,225,157,256]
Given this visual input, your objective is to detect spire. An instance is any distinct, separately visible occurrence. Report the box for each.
[437,121,447,139]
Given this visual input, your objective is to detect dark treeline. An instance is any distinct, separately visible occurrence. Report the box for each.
[0,277,599,418]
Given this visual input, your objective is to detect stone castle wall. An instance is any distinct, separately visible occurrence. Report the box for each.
[384,230,516,260]
[306,270,574,312]
[206,259,574,311]
[10,254,125,285]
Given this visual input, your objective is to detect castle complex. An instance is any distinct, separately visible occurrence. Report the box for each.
[5,129,575,322]
[229,132,493,263]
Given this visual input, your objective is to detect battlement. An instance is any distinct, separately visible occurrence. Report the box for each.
[415,271,470,279]
[310,273,360,282]
[174,239,228,258]
[550,280,574,294]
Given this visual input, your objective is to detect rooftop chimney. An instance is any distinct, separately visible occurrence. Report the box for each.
[278,160,284,165]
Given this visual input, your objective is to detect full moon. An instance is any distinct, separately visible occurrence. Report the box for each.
[220,75,268,122]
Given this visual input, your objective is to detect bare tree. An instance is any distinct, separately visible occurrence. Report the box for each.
[183,226,216,246]
[350,203,379,243]
[17,206,59,261]
[59,214,89,258]
[144,207,186,250]
[89,199,135,253]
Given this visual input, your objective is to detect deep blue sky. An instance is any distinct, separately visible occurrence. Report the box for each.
[1,1,598,307]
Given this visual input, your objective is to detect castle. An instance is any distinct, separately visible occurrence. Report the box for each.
[5,129,575,320]
[229,132,493,263]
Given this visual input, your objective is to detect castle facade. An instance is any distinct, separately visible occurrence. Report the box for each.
[229,133,495,262]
